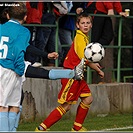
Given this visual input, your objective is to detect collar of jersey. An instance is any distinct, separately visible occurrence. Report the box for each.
[9,19,20,25]
[76,30,89,40]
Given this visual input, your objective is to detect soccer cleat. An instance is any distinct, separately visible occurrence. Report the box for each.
[73,58,86,80]
[35,127,46,132]
[71,127,88,132]
[35,127,50,132]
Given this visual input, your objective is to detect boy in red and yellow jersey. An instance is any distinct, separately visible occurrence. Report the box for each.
[35,12,104,132]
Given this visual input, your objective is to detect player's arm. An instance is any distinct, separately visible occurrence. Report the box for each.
[26,45,58,60]
[74,34,86,60]
[26,45,48,59]
[86,61,104,78]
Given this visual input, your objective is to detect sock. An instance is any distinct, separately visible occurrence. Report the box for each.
[8,112,17,131]
[39,106,66,130]
[0,112,9,131]
[73,102,90,131]
[12,105,22,131]
[49,69,74,79]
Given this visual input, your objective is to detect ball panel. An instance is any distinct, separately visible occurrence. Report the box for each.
[84,42,105,62]
[91,44,101,53]
[92,54,102,62]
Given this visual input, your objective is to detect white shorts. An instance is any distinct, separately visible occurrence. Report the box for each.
[0,66,23,107]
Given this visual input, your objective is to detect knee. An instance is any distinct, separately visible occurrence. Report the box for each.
[9,107,20,113]
[61,103,71,112]
[82,96,93,106]
[0,106,8,112]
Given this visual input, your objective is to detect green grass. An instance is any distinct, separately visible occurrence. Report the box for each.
[17,113,133,131]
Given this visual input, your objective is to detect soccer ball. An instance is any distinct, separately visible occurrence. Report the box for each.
[84,42,105,62]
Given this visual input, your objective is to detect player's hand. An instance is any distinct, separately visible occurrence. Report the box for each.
[95,63,101,69]
[95,63,105,71]
[48,52,59,59]
[97,70,104,78]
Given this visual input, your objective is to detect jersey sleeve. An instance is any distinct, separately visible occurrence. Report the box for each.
[74,33,88,60]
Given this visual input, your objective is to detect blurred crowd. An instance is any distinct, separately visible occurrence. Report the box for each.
[0,1,128,67]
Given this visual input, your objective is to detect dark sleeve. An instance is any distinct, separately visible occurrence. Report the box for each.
[25,65,50,79]
[26,45,48,59]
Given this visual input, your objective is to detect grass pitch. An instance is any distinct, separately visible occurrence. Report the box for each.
[17,113,132,131]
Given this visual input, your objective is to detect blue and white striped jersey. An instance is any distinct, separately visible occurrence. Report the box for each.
[0,19,30,76]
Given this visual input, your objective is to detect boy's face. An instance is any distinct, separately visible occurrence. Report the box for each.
[76,17,92,35]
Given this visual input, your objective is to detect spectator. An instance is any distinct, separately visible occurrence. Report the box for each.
[84,1,128,83]
[41,2,70,66]
[85,1,127,46]
[25,2,44,67]
[58,2,74,66]
[40,2,56,66]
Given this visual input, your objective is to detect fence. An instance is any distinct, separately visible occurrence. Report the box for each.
[87,13,133,83]
[23,13,133,84]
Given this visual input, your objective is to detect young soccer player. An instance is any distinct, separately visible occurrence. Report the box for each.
[0,2,30,131]
[0,2,85,131]
[35,12,104,131]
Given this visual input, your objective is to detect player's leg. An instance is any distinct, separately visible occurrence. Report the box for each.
[12,105,22,131]
[0,66,9,131]
[0,66,21,131]
[72,96,93,131]
[8,77,22,131]
[25,58,85,80]
[35,103,71,131]
[7,72,23,131]
[0,69,9,131]
[12,89,24,131]
[8,107,19,131]
[0,107,9,131]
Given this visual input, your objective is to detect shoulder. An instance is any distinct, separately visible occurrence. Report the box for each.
[18,25,31,38]
[75,30,89,43]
